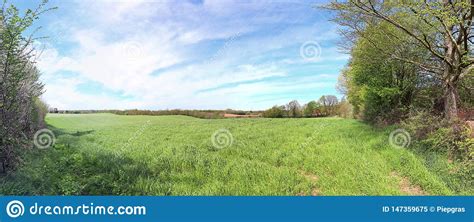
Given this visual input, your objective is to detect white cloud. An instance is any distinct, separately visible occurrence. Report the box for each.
[37,47,78,78]
[37,0,346,110]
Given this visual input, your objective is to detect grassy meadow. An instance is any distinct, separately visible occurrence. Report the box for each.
[1,113,470,195]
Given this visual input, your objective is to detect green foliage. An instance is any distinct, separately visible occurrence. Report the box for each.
[30,98,49,131]
[318,95,339,116]
[286,100,302,118]
[325,0,473,120]
[264,96,341,119]
[401,111,472,161]
[425,127,473,163]
[338,98,353,119]
[339,24,422,124]
[458,71,474,111]
[401,111,445,140]
[115,109,225,119]
[401,111,473,193]
[0,0,52,171]
[263,106,286,118]
[303,101,319,117]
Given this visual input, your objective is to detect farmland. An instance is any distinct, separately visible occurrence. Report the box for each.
[0,114,470,195]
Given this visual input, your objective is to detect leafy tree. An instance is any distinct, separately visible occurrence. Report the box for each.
[0,0,53,170]
[318,95,339,116]
[286,100,302,118]
[338,97,353,118]
[263,105,286,118]
[303,101,319,117]
[325,0,474,120]
[339,23,423,123]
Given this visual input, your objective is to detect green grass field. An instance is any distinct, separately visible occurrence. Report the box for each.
[1,113,470,195]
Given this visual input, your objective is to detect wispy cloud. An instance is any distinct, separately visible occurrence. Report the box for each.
[33,0,346,110]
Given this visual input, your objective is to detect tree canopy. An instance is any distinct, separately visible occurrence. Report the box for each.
[325,0,474,120]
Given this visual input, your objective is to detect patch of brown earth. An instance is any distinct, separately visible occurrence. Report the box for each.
[390,172,427,195]
[223,113,260,118]
[299,171,321,196]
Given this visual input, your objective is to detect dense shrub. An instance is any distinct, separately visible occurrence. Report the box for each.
[338,32,420,124]
[286,100,302,118]
[401,111,473,158]
[401,111,445,140]
[318,95,339,116]
[303,101,318,117]
[338,99,353,119]
[425,126,473,162]
[0,1,51,171]
[263,106,286,118]
[401,111,473,190]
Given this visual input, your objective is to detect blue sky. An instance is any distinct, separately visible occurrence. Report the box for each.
[18,0,348,110]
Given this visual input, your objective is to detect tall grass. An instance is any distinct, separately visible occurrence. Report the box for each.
[1,114,469,195]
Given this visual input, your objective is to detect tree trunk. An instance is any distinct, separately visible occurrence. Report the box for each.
[442,17,460,121]
[444,82,459,121]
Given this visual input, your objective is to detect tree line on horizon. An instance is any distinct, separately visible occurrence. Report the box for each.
[48,95,350,119]
[262,95,352,118]
[48,108,264,119]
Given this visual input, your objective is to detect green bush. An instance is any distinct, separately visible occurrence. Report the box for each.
[32,98,49,129]
[401,111,446,140]
[338,99,353,118]
[263,106,286,118]
[401,111,473,193]
[425,126,473,162]
[402,112,474,158]
[402,111,473,160]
